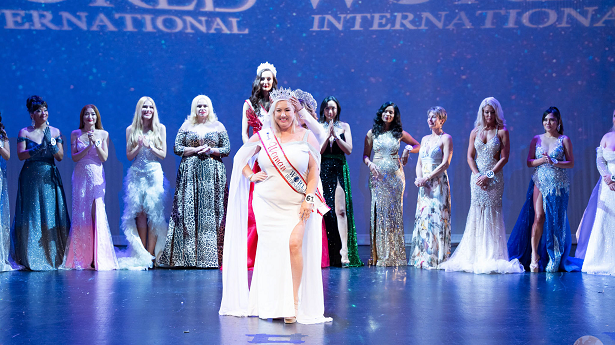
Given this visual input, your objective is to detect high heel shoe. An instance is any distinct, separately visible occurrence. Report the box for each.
[284,301,299,324]
[529,256,540,273]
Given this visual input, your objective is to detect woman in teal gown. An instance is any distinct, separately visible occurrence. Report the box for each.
[10,96,71,271]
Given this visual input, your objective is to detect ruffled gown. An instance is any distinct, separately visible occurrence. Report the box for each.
[62,137,118,270]
[369,132,406,267]
[10,135,70,270]
[219,129,330,324]
[507,136,581,272]
[577,148,615,275]
[118,145,168,270]
[409,139,452,269]
[440,132,523,274]
[0,155,11,271]
[158,129,230,268]
[320,132,363,267]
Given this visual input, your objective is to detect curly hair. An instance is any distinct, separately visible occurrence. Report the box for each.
[0,112,6,141]
[27,95,47,114]
[372,101,402,139]
[318,96,341,124]
[542,106,564,135]
[249,68,278,118]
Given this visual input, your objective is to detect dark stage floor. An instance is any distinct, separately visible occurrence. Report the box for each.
[1,247,615,345]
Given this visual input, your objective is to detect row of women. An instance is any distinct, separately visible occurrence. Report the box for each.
[0,62,614,323]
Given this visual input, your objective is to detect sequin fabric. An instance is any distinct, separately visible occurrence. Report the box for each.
[369,132,406,266]
[533,136,569,196]
[471,135,504,208]
[0,156,11,271]
[10,136,70,271]
[409,141,451,269]
[581,148,615,275]
[158,130,230,268]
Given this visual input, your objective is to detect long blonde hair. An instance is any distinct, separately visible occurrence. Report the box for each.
[128,96,163,150]
[474,97,506,129]
[268,99,297,134]
[183,95,217,126]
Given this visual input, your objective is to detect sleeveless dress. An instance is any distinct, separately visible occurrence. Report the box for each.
[118,145,168,270]
[440,131,523,274]
[11,134,70,270]
[158,129,230,268]
[507,136,581,272]
[320,130,363,267]
[0,153,11,271]
[369,131,406,267]
[409,135,452,269]
[62,137,118,270]
[577,147,615,275]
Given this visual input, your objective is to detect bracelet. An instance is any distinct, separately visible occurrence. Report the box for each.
[611,175,615,182]
[550,157,558,165]
[0,140,3,149]
[95,139,102,148]
[248,173,254,181]
[305,194,315,204]
[485,170,495,179]
[404,145,412,151]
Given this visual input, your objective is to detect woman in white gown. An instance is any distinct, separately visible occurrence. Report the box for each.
[0,113,11,271]
[219,87,331,324]
[439,97,523,274]
[577,110,615,275]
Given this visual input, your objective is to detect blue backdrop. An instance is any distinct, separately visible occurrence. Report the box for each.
[1,0,614,244]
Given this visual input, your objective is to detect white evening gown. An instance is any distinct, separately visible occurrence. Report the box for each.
[439,131,523,274]
[582,148,615,275]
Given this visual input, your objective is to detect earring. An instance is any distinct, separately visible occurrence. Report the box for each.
[557,124,561,131]
[31,118,35,127]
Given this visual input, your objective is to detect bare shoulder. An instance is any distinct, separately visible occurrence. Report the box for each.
[366,129,373,138]
[248,133,260,143]
[18,127,30,138]
[215,121,227,132]
[601,131,615,146]
[498,126,509,135]
[442,133,453,143]
[307,131,319,148]
[561,135,572,144]
[126,125,133,135]
[99,129,109,139]
[49,126,61,137]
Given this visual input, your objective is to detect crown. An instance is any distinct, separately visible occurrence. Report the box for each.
[294,89,317,111]
[257,62,277,77]
[269,87,295,103]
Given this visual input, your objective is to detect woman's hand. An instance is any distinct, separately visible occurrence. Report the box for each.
[198,145,215,155]
[367,161,379,178]
[142,136,150,148]
[87,131,95,146]
[249,171,268,182]
[289,97,304,113]
[475,173,489,189]
[299,201,314,222]
[138,135,144,148]
[414,177,428,187]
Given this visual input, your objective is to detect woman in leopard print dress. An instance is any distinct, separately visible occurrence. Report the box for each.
[158,95,230,268]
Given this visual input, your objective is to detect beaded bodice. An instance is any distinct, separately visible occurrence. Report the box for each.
[533,136,569,196]
[474,132,501,173]
[373,132,400,156]
[420,136,443,171]
[471,131,503,208]
[76,137,101,164]
[603,149,615,175]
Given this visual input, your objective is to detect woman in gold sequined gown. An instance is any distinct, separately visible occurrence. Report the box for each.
[440,97,523,274]
[363,102,420,267]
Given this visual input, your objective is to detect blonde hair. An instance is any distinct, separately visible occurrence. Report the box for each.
[475,97,506,129]
[268,99,297,134]
[128,96,164,150]
[184,95,217,126]
[428,106,447,124]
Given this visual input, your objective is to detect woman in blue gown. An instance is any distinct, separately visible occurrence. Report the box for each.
[10,96,71,271]
[507,107,580,272]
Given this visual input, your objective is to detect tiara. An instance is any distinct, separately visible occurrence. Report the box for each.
[269,87,295,103]
[257,62,277,77]
[294,89,317,111]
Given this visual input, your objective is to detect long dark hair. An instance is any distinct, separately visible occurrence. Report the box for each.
[318,96,341,123]
[0,112,6,141]
[542,106,563,135]
[79,104,104,130]
[372,102,403,139]
[249,69,278,117]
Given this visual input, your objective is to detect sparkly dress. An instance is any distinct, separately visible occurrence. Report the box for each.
[507,136,580,272]
[0,153,11,271]
[578,148,615,275]
[368,131,406,266]
[440,131,523,274]
[320,131,363,267]
[118,143,168,270]
[10,133,70,270]
[62,137,118,270]
[409,136,451,269]
[158,129,230,268]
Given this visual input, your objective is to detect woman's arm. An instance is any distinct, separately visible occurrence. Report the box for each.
[335,122,353,155]
[16,128,31,161]
[93,131,109,162]
[149,125,167,160]
[555,136,574,169]
[71,130,91,162]
[126,126,141,161]
[527,136,548,168]
[490,128,510,174]
[467,129,479,174]
[421,134,453,184]
[241,102,251,144]
[203,123,231,157]
[363,130,379,177]
[51,128,64,161]
[0,139,10,160]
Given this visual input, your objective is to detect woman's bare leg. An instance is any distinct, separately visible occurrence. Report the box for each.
[335,180,349,264]
[136,212,154,255]
[530,185,545,271]
[289,221,306,311]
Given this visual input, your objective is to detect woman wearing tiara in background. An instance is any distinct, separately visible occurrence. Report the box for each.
[118,96,168,270]
[318,96,363,268]
[409,106,453,269]
[439,98,523,274]
[363,102,420,267]
[0,112,12,271]
[220,87,330,324]
[158,95,230,268]
[575,110,615,275]
[62,105,118,270]
[11,95,70,270]
[241,62,278,269]
[507,107,580,272]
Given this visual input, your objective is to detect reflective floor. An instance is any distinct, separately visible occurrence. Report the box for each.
[1,247,615,344]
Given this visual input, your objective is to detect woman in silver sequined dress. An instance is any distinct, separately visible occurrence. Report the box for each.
[363,102,420,267]
[158,95,230,268]
[575,110,615,275]
[118,97,168,270]
[0,113,11,271]
[507,107,580,273]
[440,98,523,274]
[409,106,453,269]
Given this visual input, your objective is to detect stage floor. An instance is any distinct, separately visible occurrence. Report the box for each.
[1,247,615,345]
